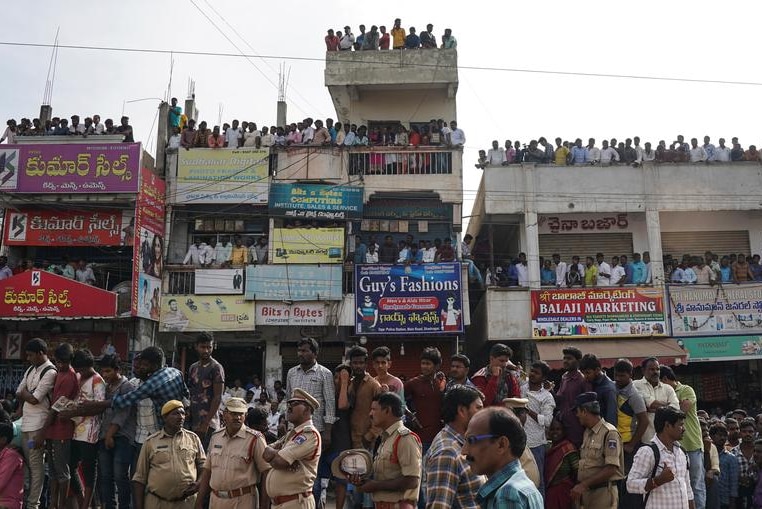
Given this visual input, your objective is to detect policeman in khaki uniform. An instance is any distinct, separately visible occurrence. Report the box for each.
[571,392,624,509]
[350,392,422,509]
[263,389,322,509]
[195,398,271,509]
[133,400,206,509]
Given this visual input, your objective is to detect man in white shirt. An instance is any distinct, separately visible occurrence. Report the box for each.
[301,118,315,144]
[569,255,585,281]
[183,239,205,266]
[69,115,86,135]
[16,338,57,509]
[600,140,620,165]
[643,251,653,285]
[552,253,567,288]
[689,138,707,163]
[516,252,530,287]
[422,240,436,263]
[521,361,556,496]
[632,357,680,443]
[339,26,355,50]
[225,119,242,148]
[487,140,507,165]
[714,138,731,162]
[610,256,627,286]
[587,138,601,164]
[92,114,105,135]
[447,120,466,147]
[596,252,612,286]
[214,236,232,267]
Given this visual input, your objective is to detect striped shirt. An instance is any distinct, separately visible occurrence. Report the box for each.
[112,366,188,426]
[424,424,485,509]
[285,362,336,432]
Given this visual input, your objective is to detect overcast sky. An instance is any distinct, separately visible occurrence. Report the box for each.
[3,1,762,227]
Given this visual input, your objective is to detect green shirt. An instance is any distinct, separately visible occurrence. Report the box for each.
[675,382,702,451]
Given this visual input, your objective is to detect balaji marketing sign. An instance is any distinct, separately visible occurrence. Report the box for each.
[355,263,463,335]
[531,288,666,339]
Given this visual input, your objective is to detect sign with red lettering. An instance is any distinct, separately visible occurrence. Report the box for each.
[2,208,130,246]
[0,270,118,318]
[255,302,328,326]
[531,288,666,339]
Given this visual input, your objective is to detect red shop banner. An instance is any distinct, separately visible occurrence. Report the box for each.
[2,208,129,246]
[531,287,667,339]
[0,270,118,318]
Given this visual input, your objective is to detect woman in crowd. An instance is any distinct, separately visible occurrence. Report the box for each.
[544,417,579,509]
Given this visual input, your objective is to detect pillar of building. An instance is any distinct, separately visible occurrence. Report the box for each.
[155,102,169,176]
[264,338,283,388]
[525,211,541,288]
[276,101,287,130]
[645,209,665,285]
[39,105,53,124]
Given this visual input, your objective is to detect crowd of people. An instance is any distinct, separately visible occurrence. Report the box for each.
[324,20,457,51]
[485,250,762,288]
[182,235,269,267]
[4,335,760,509]
[1,116,134,144]
[476,135,762,168]
[0,255,99,285]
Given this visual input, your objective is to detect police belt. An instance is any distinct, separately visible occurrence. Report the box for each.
[212,485,256,499]
[149,491,193,502]
[272,492,312,505]
[587,481,616,491]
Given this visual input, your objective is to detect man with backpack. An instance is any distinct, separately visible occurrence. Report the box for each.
[15,338,57,509]
[627,407,695,508]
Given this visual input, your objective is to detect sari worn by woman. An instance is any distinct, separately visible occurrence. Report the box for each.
[544,439,579,509]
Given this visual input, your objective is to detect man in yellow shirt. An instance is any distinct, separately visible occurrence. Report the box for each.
[584,256,598,287]
[391,19,406,49]
[230,236,248,266]
[554,138,569,166]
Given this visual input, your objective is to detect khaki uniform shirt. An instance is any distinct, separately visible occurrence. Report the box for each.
[372,420,422,503]
[578,418,623,482]
[133,428,206,501]
[206,426,271,508]
[266,420,321,498]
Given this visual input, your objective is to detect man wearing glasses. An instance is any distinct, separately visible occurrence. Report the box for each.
[263,389,322,509]
[461,407,543,509]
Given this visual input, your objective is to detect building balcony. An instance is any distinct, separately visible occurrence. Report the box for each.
[273,145,463,205]
[476,161,762,217]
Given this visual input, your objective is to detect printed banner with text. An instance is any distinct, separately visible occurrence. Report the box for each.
[531,288,666,339]
[0,143,141,193]
[160,294,255,332]
[175,148,269,204]
[3,208,130,246]
[131,168,166,320]
[270,228,344,264]
[256,302,329,326]
[244,264,343,301]
[269,183,363,220]
[676,335,762,362]
[0,270,117,319]
[355,262,463,335]
[668,284,762,336]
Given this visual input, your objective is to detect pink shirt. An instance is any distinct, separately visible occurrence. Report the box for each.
[207,134,224,148]
[0,447,24,509]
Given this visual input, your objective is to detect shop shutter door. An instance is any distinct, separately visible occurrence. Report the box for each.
[661,231,751,259]
[539,233,634,262]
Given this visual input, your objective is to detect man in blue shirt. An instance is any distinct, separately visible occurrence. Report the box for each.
[579,354,618,427]
[709,422,738,508]
[570,138,588,165]
[630,252,648,285]
[540,259,555,286]
[405,27,421,49]
[462,407,543,509]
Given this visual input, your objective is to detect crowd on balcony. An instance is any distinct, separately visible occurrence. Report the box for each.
[324,19,456,51]
[1,115,134,143]
[0,255,100,285]
[181,235,269,267]
[485,250,762,288]
[475,135,761,168]
[166,98,464,153]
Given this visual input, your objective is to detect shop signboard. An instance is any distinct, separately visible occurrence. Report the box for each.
[676,335,762,362]
[667,284,762,336]
[0,143,141,193]
[0,270,117,319]
[269,183,363,220]
[244,264,343,301]
[255,301,329,326]
[159,294,255,332]
[270,228,344,264]
[355,262,463,335]
[531,287,667,339]
[2,208,130,246]
[175,148,269,204]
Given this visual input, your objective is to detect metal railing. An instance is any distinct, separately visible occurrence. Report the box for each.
[348,147,454,175]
